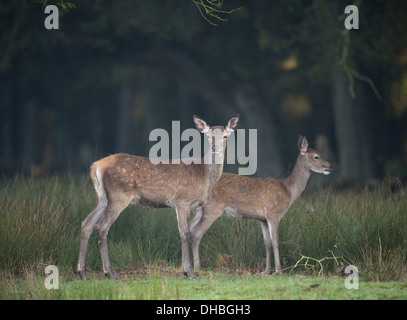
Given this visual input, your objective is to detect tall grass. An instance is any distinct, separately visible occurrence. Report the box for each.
[0,177,79,272]
[0,176,406,281]
[284,185,407,280]
[200,183,407,280]
[0,175,181,275]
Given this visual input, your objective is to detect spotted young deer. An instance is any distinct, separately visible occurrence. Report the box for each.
[77,115,240,280]
[190,135,332,274]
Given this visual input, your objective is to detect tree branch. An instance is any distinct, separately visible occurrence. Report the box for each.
[191,0,243,26]
[338,0,382,101]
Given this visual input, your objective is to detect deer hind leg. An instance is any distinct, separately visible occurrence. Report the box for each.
[77,197,107,279]
[94,195,132,279]
[175,205,195,280]
[190,205,223,271]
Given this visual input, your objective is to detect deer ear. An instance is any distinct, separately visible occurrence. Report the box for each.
[226,114,240,133]
[298,135,308,153]
[193,115,210,134]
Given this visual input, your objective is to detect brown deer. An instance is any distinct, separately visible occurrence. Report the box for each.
[77,115,240,280]
[189,135,332,274]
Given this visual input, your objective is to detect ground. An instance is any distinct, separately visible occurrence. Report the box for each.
[2,265,407,300]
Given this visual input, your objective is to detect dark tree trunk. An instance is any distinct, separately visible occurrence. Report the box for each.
[319,0,385,180]
[20,98,35,177]
[332,68,384,180]
[116,85,134,154]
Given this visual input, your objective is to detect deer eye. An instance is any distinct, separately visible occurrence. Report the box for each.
[314,155,320,160]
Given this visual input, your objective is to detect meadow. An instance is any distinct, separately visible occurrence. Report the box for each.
[0,176,406,300]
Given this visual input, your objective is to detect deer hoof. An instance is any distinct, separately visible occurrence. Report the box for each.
[183,271,196,281]
[78,269,88,280]
[105,271,117,280]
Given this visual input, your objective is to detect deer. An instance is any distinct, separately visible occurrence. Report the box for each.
[189,135,332,274]
[77,115,240,281]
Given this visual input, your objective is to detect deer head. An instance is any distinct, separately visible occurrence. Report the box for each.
[193,114,239,163]
[297,135,332,175]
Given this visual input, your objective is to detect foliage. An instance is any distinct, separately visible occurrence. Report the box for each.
[1,0,407,178]
[20,0,76,11]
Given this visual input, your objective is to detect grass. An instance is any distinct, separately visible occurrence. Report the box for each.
[199,184,407,281]
[1,268,407,300]
[0,175,406,300]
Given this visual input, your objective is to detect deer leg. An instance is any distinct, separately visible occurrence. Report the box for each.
[190,205,223,270]
[77,198,107,279]
[188,207,203,231]
[175,205,195,280]
[261,221,272,274]
[267,217,282,274]
[94,198,130,279]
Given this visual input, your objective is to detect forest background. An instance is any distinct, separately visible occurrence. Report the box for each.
[1,0,407,182]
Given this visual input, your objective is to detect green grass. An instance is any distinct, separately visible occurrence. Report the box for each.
[0,175,406,300]
[1,269,406,300]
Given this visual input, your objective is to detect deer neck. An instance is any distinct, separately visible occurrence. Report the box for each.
[283,156,311,203]
[203,151,225,190]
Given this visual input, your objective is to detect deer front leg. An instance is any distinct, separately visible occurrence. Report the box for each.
[190,205,223,271]
[175,205,195,280]
[266,216,282,274]
[261,221,272,274]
